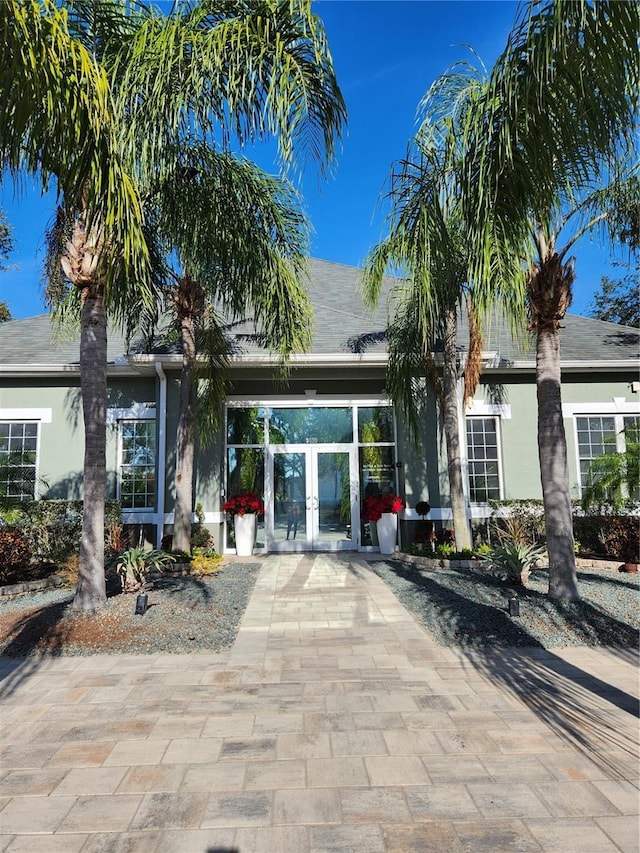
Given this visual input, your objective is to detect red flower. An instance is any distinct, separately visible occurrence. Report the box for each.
[222,492,265,517]
[361,493,405,522]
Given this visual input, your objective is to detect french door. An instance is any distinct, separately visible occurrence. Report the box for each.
[267,444,358,551]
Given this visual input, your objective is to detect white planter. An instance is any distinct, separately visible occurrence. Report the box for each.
[234,513,256,556]
[376,512,398,555]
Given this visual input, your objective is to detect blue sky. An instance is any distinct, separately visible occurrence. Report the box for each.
[0,0,625,319]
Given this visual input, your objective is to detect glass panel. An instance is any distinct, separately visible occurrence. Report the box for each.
[317,452,352,544]
[466,417,501,502]
[119,421,156,509]
[225,447,265,550]
[269,407,352,444]
[0,422,38,500]
[272,452,307,544]
[358,407,394,443]
[227,407,266,445]
[359,445,395,545]
[226,447,264,496]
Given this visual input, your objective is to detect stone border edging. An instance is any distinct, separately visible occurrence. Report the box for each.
[0,574,64,597]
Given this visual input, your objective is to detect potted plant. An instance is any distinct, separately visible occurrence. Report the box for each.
[361,493,404,554]
[222,492,265,556]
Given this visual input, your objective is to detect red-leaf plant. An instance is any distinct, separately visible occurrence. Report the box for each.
[221,493,265,517]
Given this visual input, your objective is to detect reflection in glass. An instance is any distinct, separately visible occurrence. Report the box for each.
[358,407,394,443]
[269,407,352,444]
[227,407,266,445]
[273,452,307,543]
[317,452,352,542]
[359,445,395,545]
[226,447,265,550]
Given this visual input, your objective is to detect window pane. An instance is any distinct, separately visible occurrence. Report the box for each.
[226,447,265,498]
[119,420,156,509]
[268,407,352,444]
[466,417,501,502]
[227,408,266,445]
[225,447,265,551]
[0,422,39,500]
[358,407,394,443]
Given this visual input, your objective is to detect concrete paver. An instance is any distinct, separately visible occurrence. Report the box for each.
[0,553,638,851]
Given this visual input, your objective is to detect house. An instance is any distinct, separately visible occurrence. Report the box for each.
[0,258,638,553]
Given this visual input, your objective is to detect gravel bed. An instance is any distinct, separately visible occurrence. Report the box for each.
[368,560,640,648]
[0,561,261,657]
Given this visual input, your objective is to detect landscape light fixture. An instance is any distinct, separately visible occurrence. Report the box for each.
[135,593,148,615]
[508,593,520,617]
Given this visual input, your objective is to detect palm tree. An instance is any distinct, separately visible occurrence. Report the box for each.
[7,0,345,610]
[0,209,13,273]
[424,1,639,599]
[363,88,498,551]
[1,0,155,611]
[149,145,312,553]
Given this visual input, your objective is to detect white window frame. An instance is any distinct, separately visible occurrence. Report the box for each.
[116,415,157,512]
[465,415,504,504]
[0,408,51,501]
[573,411,639,498]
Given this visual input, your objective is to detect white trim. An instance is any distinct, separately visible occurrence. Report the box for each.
[116,418,157,512]
[465,414,505,502]
[563,400,639,416]
[465,401,512,419]
[122,511,157,525]
[107,404,156,425]
[227,396,391,408]
[154,363,167,548]
[572,411,639,498]
[0,407,52,423]
[160,511,224,525]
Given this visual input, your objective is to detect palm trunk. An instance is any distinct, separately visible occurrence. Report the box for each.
[442,309,472,551]
[72,286,107,611]
[172,298,197,554]
[536,322,579,600]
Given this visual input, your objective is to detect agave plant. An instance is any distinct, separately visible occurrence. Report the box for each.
[110,547,175,594]
[489,540,545,587]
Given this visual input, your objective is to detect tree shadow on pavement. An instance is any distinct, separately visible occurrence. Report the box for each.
[372,560,639,780]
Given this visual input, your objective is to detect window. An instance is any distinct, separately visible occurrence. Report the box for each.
[466,417,502,502]
[577,414,639,494]
[119,420,156,509]
[0,422,39,500]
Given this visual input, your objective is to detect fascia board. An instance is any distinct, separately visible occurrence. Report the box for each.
[0,363,143,378]
[493,360,639,371]
[129,352,390,369]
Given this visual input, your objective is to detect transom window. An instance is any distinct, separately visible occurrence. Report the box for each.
[0,422,39,500]
[466,416,502,502]
[119,420,156,509]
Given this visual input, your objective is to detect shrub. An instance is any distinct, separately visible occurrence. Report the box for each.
[0,529,31,578]
[436,528,455,546]
[57,553,80,588]
[489,500,546,547]
[8,499,123,565]
[109,547,176,593]
[191,503,213,550]
[435,543,455,560]
[573,514,639,563]
[190,552,223,576]
[489,540,545,587]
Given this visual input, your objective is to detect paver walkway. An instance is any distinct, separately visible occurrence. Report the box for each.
[0,553,638,852]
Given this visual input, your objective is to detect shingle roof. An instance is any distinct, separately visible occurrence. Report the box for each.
[0,258,637,366]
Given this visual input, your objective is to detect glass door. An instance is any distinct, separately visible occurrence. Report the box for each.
[271,450,309,549]
[267,446,357,551]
